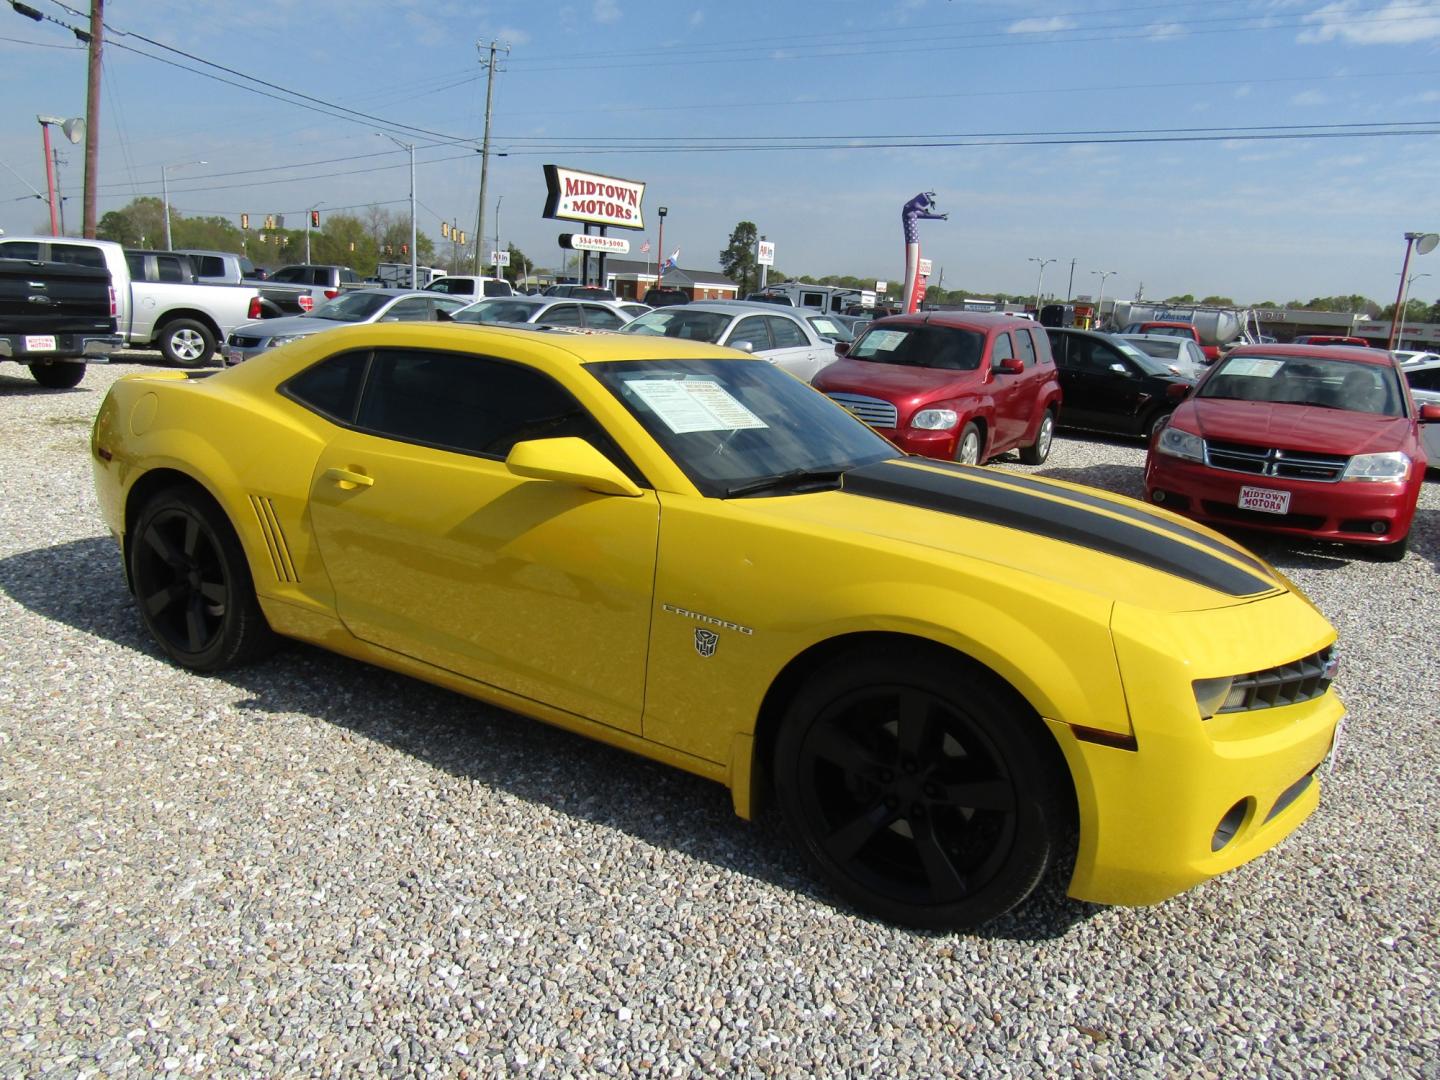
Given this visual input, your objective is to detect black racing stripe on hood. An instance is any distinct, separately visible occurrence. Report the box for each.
[911,459,1277,579]
[843,461,1276,597]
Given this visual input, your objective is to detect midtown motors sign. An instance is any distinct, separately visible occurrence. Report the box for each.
[543,165,646,230]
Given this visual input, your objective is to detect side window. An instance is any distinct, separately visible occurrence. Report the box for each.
[1098,344,1131,373]
[483,280,511,297]
[195,256,225,277]
[271,267,302,283]
[539,303,582,326]
[1014,328,1037,367]
[800,292,825,309]
[355,349,618,463]
[385,297,432,321]
[582,305,626,330]
[280,351,369,424]
[51,243,106,268]
[155,256,186,283]
[765,315,808,348]
[1407,368,1440,391]
[1046,332,1069,366]
[0,241,42,261]
[124,253,147,280]
[727,316,771,352]
[428,279,454,294]
[433,298,467,316]
[339,269,358,284]
[990,333,1015,367]
[309,269,326,286]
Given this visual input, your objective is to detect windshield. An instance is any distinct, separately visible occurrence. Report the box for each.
[452,299,540,324]
[1125,336,1180,360]
[848,324,983,370]
[1112,339,1173,376]
[808,316,852,342]
[588,358,895,497]
[1199,354,1404,416]
[620,309,731,344]
[308,292,391,322]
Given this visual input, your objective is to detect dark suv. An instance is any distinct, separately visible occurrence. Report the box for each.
[812,312,1063,465]
[642,287,689,307]
[1045,328,1194,440]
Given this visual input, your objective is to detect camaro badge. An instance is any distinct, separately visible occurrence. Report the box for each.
[694,628,719,658]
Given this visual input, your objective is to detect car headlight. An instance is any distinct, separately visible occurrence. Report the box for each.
[1192,676,1247,719]
[911,408,958,430]
[1341,451,1409,483]
[1155,425,1205,462]
[267,335,304,347]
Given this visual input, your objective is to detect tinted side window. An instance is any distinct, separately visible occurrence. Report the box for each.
[339,269,358,284]
[0,241,42,261]
[356,349,615,462]
[727,316,771,352]
[540,303,582,326]
[195,256,225,277]
[51,243,105,268]
[582,305,626,330]
[483,280,511,297]
[990,333,1015,366]
[1015,328,1037,366]
[125,253,147,279]
[271,267,303,283]
[765,316,808,348]
[1046,332,1070,367]
[386,297,432,321]
[281,351,369,423]
[155,256,186,283]
[1407,368,1440,391]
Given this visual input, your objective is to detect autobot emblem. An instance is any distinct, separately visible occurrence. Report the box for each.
[694,628,719,658]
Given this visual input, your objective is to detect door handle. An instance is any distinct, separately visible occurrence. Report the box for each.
[324,466,374,489]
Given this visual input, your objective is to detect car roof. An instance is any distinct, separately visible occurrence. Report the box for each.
[1227,342,1394,367]
[693,299,809,316]
[873,311,1048,332]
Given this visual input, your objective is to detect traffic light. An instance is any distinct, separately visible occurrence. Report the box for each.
[240,213,249,230]
[401,243,409,256]
[440,221,450,239]
[385,245,393,256]
[264,215,275,230]
[458,231,466,245]
[310,209,320,228]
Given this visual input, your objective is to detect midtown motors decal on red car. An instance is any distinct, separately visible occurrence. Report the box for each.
[543,165,646,230]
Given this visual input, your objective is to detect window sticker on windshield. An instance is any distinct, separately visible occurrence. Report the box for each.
[626,379,769,434]
[1226,358,1283,378]
[864,329,907,352]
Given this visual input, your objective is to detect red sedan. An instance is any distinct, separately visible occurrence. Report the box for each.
[1145,344,1439,560]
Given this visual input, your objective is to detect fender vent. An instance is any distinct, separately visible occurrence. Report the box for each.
[249,495,299,583]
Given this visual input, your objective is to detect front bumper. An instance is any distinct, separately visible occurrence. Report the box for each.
[0,332,122,362]
[1145,452,1418,545]
[878,426,960,461]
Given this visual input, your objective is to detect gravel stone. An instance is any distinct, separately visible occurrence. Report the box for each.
[1,357,1437,1077]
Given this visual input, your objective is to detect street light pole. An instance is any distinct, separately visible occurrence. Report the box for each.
[161,159,206,250]
[378,134,417,286]
[1028,256,1055,313]
[1092,270,1118,325]
[1395,270,1433,349]
[656,206,669,290]
[1388,232,1439,350]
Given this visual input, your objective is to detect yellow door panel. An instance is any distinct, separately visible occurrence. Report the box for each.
[307,428,659,733]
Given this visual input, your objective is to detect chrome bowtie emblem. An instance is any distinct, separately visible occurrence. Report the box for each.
[694,628,719,658]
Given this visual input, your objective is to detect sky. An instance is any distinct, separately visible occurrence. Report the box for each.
[1,0,1438,307]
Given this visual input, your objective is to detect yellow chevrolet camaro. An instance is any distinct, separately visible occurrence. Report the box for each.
[91,323,1343,929]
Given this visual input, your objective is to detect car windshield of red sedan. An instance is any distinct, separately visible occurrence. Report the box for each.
[848,325,983,370]
[589,358,894,497]
[1199,354,1403,416]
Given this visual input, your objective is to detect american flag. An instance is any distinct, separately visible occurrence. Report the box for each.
[641,241,652,253]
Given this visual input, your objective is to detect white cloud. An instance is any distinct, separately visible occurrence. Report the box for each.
[1300,0,1440,45]
[1290,89,1329,105]
[1144,22,1187,39]
[1007,17,1077,34]
[593,0,621,24]
[689,10,705,27]
[495,27,531,46]
[1234,85,1252,98]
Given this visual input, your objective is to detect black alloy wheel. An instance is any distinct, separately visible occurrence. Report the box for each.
[128,489,275,671]
[776,651,1068,929]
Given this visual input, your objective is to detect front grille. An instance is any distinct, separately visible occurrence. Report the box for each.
[228,334,263,348]
[1201,501,1326,529]
[826,392,898,429]
[1218,645,1336,714]
[1204,440,1349,482]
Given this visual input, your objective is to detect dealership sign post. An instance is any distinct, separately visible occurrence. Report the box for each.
[543,165,646,288]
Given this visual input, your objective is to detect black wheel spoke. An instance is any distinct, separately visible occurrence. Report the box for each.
[198,580,227,605]
[896,689,935,758]
[143,582,186,616]
[824,802,897,863]
[939,779,1015,813]
[809,724,886,780]
[143,525,183,567]
[182,515,202,560]
[185,596,208,652]
[912,814,968,901]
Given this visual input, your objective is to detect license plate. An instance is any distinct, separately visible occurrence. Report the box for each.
[1238,485,1290,514]
[24,335,57,352]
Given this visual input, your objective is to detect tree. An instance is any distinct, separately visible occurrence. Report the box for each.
[719,221,759,295]
[1165,293,1196,304]
[1199,295,1235,307]
[502,242,534,286]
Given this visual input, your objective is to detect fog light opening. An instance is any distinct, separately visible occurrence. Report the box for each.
[1212,798,1253,852]
[1152,490,1167,504]
[1371,521,1387,535]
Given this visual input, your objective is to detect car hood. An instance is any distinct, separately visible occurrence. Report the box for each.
[813,358,978,409]
[744,458,1288,613]
[1184,398,1412,455]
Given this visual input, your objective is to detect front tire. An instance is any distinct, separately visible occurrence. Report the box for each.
[1018,408,1055,465]
[158,318,216,367]
[954,422,983,466]
[128,487,276,671]
[774,648,1071,930]
[28,360,85,388]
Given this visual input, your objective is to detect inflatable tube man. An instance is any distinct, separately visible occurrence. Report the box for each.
[902,191,948,314]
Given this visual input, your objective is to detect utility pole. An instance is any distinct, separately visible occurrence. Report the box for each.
[493,194,503,280]
[473,39,509,275]
[82,0,103,237]
[52,148,66,235]
[1066,257,1076,301]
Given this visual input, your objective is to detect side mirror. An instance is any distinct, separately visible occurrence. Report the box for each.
[834,341,851,357]
[505,437,644,498]
[731,340,755,354]
[1419,403,1440,423]
[997,357,1024,375]
[435,309,453,321]
[1110,363,1130,375]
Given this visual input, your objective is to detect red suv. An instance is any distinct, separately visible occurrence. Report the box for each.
[1145,344,1439,560]
[812,313,1063,465]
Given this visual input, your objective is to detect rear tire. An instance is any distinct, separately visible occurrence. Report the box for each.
[1018,408,1055,465]
[128,487,276,671]
[28,360,85,388]
[158,318,216,367]
[774,647,1071,930]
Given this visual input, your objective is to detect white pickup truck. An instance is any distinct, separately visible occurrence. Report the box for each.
[0,237,266,367]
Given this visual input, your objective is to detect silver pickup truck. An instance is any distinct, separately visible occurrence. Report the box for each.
[0,237,265,367]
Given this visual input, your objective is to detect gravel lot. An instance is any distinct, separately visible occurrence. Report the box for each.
[2,355,1437,1078]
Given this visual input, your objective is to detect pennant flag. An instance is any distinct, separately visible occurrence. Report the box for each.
[661,248,680,272]
[641,240,652,254]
